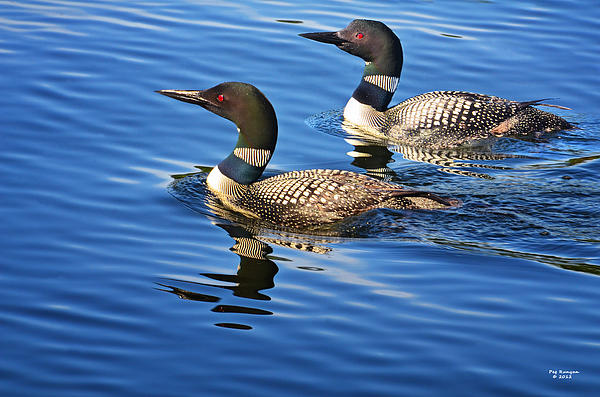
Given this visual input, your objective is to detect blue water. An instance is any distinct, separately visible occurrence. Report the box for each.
[1,1,599,396]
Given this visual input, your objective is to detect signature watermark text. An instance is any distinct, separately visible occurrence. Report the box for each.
[548,369,580,380]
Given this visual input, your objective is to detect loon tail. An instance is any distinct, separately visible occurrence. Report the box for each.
[520,98,572,111]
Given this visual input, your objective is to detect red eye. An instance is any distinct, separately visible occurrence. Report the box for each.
[217,94,224,102]
[356,33,364,39]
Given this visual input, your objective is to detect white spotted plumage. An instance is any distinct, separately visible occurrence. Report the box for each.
[342,89,570,148]
[207,166,454,229]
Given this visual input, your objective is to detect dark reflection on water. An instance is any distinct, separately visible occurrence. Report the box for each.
[429,237,600,276]
[214,323,253,330]
[156,284,220,302]
[157,221,279,329]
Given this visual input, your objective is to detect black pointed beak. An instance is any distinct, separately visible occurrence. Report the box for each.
[155,89,214,109]
[299,31,348,46]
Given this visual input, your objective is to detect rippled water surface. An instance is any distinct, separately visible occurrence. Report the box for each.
[1,1,599,396]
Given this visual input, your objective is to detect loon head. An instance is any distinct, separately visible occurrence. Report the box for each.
[156,82,277,151]
[300,19,403,77]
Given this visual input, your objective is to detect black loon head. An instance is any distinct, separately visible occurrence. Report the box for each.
[157,82,278,185]
[156,82,277,151]
[300,19,403,78]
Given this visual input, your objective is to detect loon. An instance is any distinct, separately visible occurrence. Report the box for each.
[300,19,574,148]
[156,82,458,229]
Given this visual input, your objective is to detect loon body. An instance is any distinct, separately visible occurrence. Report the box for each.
[157,82,457,229]
[300,20,573,148]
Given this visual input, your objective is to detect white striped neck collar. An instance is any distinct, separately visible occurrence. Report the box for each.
[213,144,273,186]
[363,74,399,94]
[351,72,399,112]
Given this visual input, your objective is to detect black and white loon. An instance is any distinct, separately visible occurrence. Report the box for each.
[300,19,574,148]
[157,82,457,229]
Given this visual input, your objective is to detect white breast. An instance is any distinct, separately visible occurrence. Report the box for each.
[206,166,247,197]
[343,97,386,129]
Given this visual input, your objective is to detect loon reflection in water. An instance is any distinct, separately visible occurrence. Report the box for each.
[157,224,276,330]
[344,124,526,180]
[306,109,528,179]
[156,220,335,330]
[300,19,574,149]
